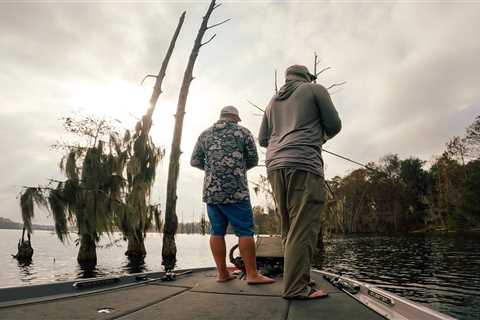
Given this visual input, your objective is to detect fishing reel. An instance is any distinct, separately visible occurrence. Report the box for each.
[323,273,360,294]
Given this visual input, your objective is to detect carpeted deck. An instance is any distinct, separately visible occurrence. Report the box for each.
[0,268,386,320]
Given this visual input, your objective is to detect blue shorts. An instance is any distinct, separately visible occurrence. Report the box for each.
[206,200,255,237]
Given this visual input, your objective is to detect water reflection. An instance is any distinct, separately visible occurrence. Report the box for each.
[17,260,35,283]
[77,265,106,279]
[321,233,480,320]
[74,256,150,279]
[123,256,148,274]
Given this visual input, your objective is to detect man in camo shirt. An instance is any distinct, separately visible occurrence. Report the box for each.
[191,106,274,284]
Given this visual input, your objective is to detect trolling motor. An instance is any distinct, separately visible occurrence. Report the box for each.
[229,244,246,279]
[229,239,284,279]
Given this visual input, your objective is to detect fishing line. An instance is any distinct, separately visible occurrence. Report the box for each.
[321,148,376,172]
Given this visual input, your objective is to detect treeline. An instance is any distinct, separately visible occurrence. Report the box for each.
[253,206,280,235]
[324,115,479,234]
[176,215,210,234]
[0,217,54,231]
[253,115,480,235]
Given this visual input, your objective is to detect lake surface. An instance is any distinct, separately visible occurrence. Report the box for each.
[1,230,479,320]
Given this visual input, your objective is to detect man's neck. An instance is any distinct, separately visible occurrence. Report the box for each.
[218,118,237,124]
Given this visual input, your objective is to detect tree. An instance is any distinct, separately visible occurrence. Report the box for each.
[120,123,163,258]
[118,11,185,258]
[399,157,429,227]
[253,206,280,235]
[199,214,208,235]
[462,160,480,224]
[20,116,127,267]
[162,0,230,272]
[446,136,468,166]
[465,115,480,159]
[428,152,465,228]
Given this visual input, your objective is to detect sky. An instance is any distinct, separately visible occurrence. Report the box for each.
[1,0,479,225]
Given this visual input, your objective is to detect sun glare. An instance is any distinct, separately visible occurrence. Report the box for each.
[68,80,151,122]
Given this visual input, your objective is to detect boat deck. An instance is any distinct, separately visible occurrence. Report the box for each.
[0,267,386,320]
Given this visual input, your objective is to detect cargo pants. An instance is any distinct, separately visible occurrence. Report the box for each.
[268,168,325,298]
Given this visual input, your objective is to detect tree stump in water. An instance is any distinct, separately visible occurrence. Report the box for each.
[125,232,147,258]
[14,239,34,261]
[77,235,97,269]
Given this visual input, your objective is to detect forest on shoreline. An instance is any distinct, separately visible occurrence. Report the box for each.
[253,115,480,236]
[11,115,479,239]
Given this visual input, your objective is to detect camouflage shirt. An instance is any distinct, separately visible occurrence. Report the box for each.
[190,120,258,204]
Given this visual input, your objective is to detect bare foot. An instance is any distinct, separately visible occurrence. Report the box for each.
[302,289,328,299]
[284,288,328,300]
[217,273,236,283]
[306,289,328,299]
[246,274,275,285]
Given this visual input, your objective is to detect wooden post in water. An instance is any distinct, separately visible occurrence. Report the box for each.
[162,0,230,271]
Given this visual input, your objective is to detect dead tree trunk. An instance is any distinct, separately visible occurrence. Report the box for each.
[162,0,229,271]
[125,12,185,258]
[77,234,97,268]
[143,11,186,126]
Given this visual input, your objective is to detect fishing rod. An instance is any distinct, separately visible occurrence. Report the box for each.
[321,148,376,172]
[247,100,376,173]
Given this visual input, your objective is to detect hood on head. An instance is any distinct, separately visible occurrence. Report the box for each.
[276,65,314,100]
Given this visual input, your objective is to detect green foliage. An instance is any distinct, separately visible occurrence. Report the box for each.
[318,116,480,234]
[253,206,280,235]
[20,188,48,235]
[120,116,164,244]
[19,115,130,246]
[461,160,480,224]
[48,187,68,242]
[465,115,480,158]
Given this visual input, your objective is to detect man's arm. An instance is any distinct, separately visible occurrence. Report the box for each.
[244,131,259,170]
[190,135,205,170]
[258,112,270,147]
[312,84,342,140]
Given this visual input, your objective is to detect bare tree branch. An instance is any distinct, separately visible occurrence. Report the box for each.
[314,52,321,67]
[274,69,278,93]
[213,2,222,10]
[316,66,331,76]
[201,33,216,47]
[140,74,158,85]
[207,18,231,30]
[146,11,186,119]
[327,81,347,90]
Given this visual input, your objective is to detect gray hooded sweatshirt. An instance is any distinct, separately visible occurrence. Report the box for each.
[258,76,341,176]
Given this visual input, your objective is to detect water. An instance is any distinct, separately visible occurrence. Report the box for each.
[1,230,479,319]
[320,234,480,320]
[0,230,237,286]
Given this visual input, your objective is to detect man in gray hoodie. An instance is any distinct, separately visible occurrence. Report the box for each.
[258,65,341,299]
